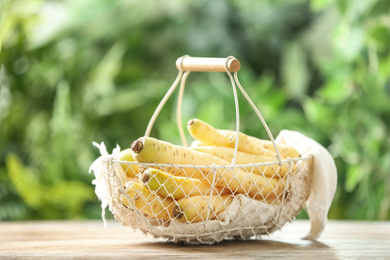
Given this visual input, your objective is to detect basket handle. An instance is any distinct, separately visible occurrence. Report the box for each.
[176,56,241,72]
[145,55,283,165]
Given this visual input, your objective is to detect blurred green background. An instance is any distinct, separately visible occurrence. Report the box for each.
[1,0,389,221]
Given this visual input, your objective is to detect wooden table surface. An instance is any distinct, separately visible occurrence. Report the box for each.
[0,220,389,259]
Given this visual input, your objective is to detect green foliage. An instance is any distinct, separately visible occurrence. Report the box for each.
[1,0,389,220]
[5,154,94,219]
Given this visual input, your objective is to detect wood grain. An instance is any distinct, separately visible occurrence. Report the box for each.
[0,220,389,259]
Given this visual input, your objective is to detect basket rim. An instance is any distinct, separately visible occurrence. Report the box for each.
[112,155,312,169]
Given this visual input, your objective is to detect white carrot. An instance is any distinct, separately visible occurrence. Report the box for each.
[187,118,231,147]
[131,137,286,199]
[190,145,295,177]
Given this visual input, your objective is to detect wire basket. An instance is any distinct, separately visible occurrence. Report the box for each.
[90,56,312,245]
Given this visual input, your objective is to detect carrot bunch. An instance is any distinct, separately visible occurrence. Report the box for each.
[117,119,300,224]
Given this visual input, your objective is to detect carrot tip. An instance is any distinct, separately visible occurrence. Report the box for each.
[187,119,195,126]
[172,205,183,218]
[131,139,143,153]
[141,170,150,183]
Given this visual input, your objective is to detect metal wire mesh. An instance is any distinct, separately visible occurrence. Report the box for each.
[93,155,311,244]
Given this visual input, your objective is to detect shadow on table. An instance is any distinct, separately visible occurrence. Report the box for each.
[134,238,339,259]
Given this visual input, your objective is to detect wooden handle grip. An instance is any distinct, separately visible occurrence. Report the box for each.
[176,56,241,72]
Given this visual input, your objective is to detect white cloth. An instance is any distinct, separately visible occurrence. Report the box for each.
[275,130,337,240]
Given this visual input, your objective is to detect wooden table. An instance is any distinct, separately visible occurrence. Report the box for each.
[0,220,389,259]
